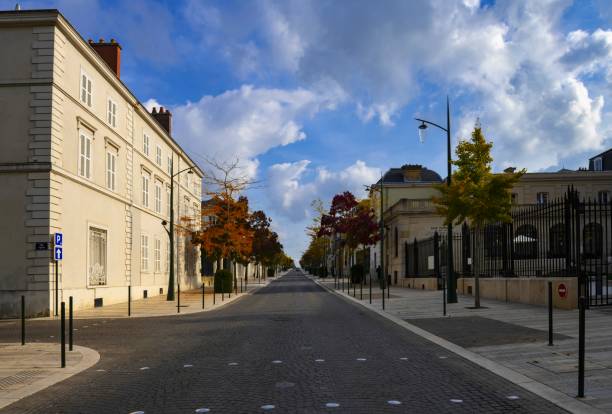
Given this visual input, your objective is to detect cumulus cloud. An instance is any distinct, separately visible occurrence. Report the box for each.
[169,84,346,178]
[185,0,611,171]
[266,160,380,221]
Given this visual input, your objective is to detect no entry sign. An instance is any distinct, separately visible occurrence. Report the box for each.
[558,283,567,298]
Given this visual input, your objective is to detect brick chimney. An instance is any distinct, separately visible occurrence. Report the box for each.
[88,38,121,77]
[151,107,172,135]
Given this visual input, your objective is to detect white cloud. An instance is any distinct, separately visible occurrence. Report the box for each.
[185,0,611,171]
[169,84,346,178]
[266,160,380,222]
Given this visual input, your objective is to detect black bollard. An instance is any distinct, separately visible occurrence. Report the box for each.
[202,283,205,309]
[369,275,372,304]
[128,285,131,317]
[548,281,553,346]
[177,283,181,314]
[60,301,66,368]
[578,295,586,398]
[221,279,224,301]
[69,296,73,351]
[21,296,25,346]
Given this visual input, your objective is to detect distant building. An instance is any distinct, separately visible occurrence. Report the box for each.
[367,153,612,288]
[0,9,203,317]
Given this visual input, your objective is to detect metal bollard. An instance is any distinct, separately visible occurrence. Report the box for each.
[222,279,224,301]
[128,285,131,316]
[548,281,553,346]
[69,296,73,351]
[578,295,586,398]
[60,301,66,368]
[21,296,25,346]
[202,283,205,309]
[369,275,372,304]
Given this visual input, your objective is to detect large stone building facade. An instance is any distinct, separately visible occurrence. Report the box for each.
[370,159,612,287]
[0,9,203,317]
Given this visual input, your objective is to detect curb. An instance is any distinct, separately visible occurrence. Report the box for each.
[0,343,100,411]
[312,277,603,414]
[30,280,275,321]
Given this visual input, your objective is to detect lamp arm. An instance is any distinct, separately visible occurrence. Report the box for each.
[415,118,448,133]
[172,166,194,178]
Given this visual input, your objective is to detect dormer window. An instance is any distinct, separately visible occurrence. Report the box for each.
[593,157,603,171]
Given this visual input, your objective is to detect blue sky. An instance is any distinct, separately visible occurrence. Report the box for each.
[8,0,612,260]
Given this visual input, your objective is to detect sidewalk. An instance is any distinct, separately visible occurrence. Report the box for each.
[317,277,612,413]
[0,342,99,410]
[44,279,273,320]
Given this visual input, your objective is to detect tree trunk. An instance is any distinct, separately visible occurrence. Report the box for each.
[474,225,481,308]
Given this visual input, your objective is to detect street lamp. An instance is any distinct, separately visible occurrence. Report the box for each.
[162,155,194,301]
[414,96,457,303]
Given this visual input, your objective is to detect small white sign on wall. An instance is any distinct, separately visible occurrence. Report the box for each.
[467,257,472,265]
[427,255,434,270]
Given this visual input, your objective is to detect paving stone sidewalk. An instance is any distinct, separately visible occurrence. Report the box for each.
[0,343,99,410]
[44,279,273,320]
[318,277,612,413]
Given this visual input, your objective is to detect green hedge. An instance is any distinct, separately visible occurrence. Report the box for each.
[350,264,364,284]
[214,269,233,293]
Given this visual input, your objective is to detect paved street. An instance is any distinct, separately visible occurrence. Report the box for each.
[0,270,564,413]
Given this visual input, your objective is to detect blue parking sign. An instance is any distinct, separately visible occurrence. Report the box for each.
[54,232,63,246]
[54,246,63,261]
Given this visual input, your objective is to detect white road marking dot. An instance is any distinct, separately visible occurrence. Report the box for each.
[49,336,54,338]
[195,409,210,413]
[129,411,145,414]
[261,404,275,410]
[272,360,283,364]
[228,362,238,366]
[140,367,150,370]
[450,399,463,403]
[184,364,194,368]
[400,357,408,361]
[96,369,106,372]
[507,395,520,400]
[315,359,325,362]
[325,402,340,408]
[439,356,448,359]
[356,358,367,361]
[387,400,402,405]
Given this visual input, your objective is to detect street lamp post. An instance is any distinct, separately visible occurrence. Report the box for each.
[415,96,457,303]
[162,155,194,301]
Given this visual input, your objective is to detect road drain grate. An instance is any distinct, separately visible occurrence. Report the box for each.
[0,370,49,390]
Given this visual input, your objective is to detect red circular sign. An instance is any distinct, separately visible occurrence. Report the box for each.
[558,283,567,298]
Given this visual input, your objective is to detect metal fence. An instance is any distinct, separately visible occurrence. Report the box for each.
[404,188,612,306]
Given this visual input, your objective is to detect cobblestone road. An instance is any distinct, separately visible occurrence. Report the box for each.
[0,270,564,413]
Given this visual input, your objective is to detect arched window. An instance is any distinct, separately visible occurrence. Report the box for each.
[514,224,537,259]
[484,224,503,258]
[583,223,603,259]
[548,223,565,258]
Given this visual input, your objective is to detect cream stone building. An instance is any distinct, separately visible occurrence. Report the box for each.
[0,9,203,317]
[370,160,612,289]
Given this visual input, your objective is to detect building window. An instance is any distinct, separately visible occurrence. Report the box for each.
[166,186,171,217]
[88,227,107,286]
[141,234,149,271]
[165,239,170,272]
[593,157,603,171]
[167,155,172,175]
[80,70,92,107]
[154,238,161,272]
[78,131,92,179]
[107,98,117,127]
[514,224,538,259]
[156,146,162,166]
[394,227,399,257]
[536,192,548,205]
[511,193,518,204]
[598,191,609,204]
[155,180,162,213]
[583,223,603,258]
[193,178,199,196]
[548,223,565,258]
[106,151,116,191]
[143,133,150,156]
[142,173,149,207]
